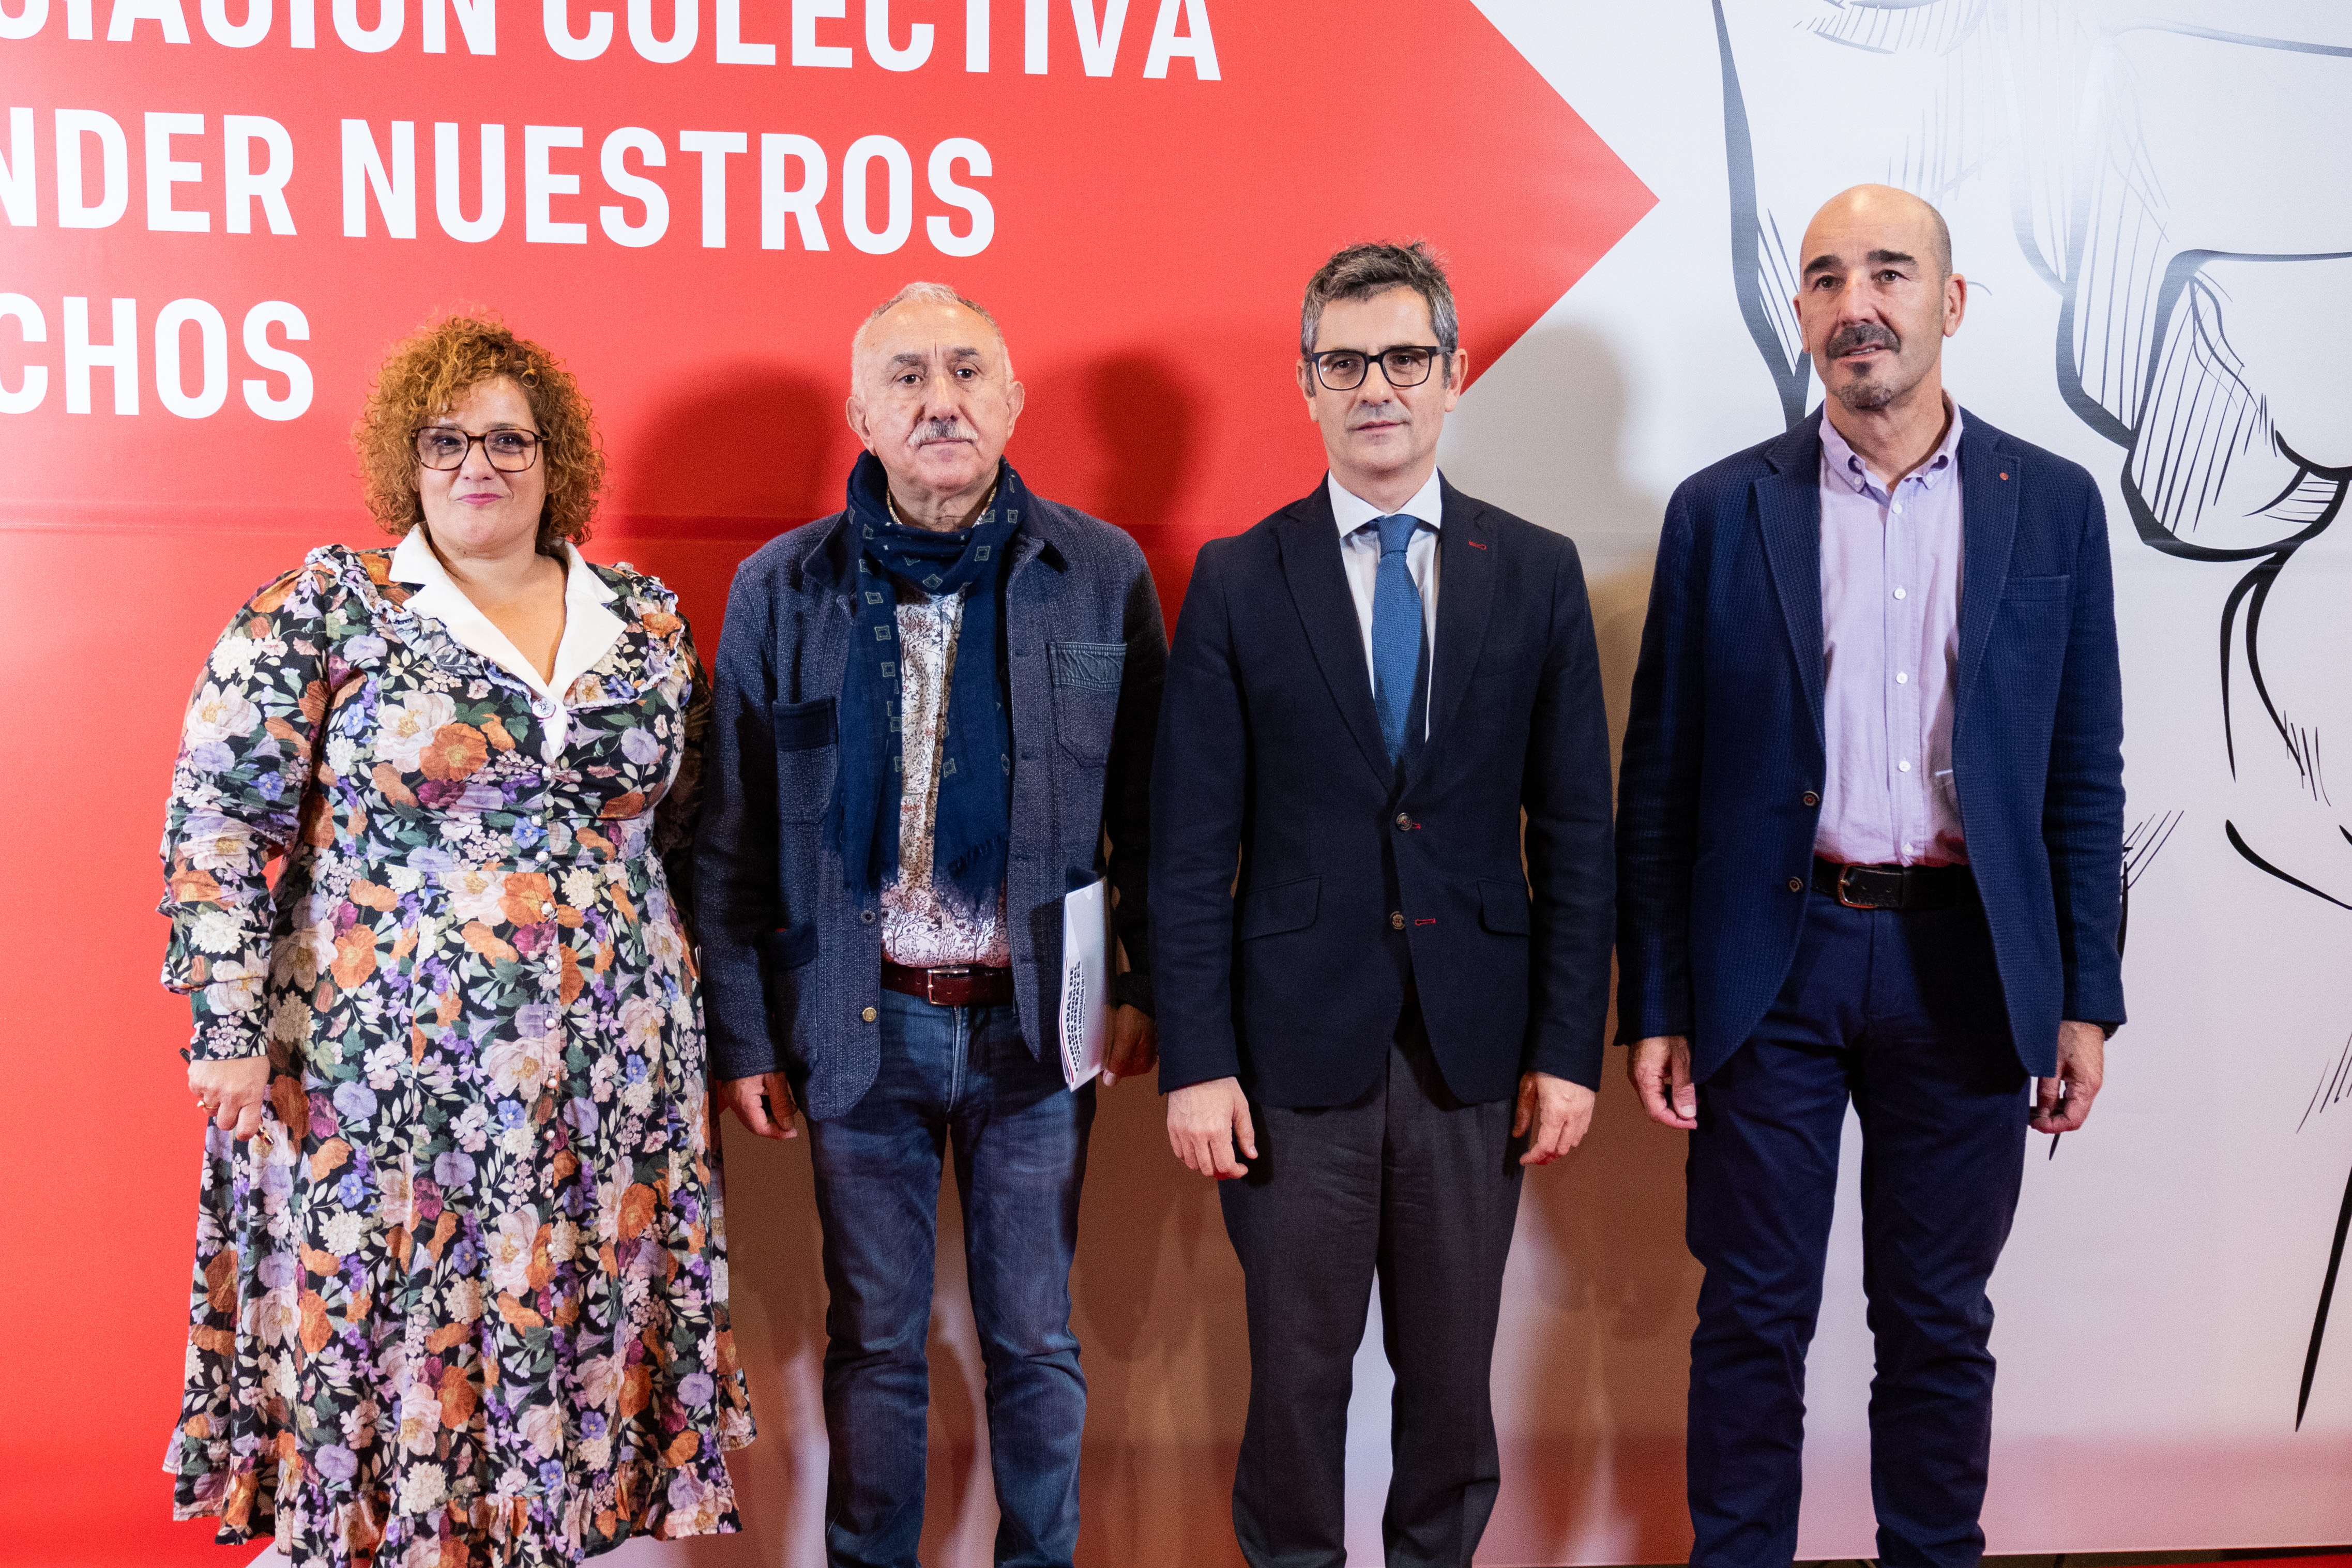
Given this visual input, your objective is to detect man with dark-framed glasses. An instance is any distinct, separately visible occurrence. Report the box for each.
[1151,240,1616,1567]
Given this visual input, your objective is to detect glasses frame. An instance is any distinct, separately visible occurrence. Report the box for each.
[413,425,545,474]
[1307,343,1448,393]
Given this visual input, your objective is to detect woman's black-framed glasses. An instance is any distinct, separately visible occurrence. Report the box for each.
[414,427,544,472]
[1309,344,1444,392]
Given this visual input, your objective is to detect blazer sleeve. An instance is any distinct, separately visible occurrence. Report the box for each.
[1520,538,1617,1087]
[158,557,338,1061]
[1614,485,1707,1043]
[1106,547,1168,1016]
[2045,479,2127,1028]
[1149,542,1249,1091]
[691,564,784,1082]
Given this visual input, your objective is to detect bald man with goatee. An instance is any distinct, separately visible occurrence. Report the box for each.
[1615,186,2125,1568]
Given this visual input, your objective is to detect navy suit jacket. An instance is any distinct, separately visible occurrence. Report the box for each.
[1152,478,1616,1108]
[1615,407,2126,1083]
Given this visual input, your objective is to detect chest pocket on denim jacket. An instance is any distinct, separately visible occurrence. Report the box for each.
[773,696,837,821]
[1049,641,1126,763]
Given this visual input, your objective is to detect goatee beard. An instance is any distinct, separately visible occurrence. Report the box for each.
[1833,375,1898,413]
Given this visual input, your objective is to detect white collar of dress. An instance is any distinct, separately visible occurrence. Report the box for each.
[388,526,626,703]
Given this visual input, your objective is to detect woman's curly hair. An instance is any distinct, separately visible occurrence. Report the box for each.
[353,314,606,548]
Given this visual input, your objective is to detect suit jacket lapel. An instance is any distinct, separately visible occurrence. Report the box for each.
[1414,480,1496,777]
[1755,413,1828,750]
[1954,410,2021,723]
[1276,489,1397,790]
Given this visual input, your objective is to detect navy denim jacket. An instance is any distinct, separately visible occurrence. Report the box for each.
[693,492,1165,1118]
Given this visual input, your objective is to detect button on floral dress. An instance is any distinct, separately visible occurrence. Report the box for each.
[158,543,754,1565]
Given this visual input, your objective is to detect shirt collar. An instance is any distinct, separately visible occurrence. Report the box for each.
[390,525,625,701]
[1329,467,1445,539]
[1819,396,1965,498]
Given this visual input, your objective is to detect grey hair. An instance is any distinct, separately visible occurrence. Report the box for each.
[1299,240,1460,375]
[849,281,1011,388]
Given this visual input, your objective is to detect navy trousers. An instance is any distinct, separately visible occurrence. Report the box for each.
[1686,889,2029,1568]
[1219,996,1523,1568]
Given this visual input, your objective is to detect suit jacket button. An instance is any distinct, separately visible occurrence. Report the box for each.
[860,909,876,924]
[1787,877,1804,892]
[861,1006,877,1023]
[1802,790,1820,807]
[1394,812,1410,829]
[1390,911,1405,930]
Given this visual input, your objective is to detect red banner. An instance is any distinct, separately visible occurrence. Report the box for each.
[0,5,1648,1559]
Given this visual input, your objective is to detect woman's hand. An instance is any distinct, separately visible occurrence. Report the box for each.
[188,1055,271,1141]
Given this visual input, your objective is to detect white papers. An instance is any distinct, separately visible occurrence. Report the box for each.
[1057,876,1112,1091]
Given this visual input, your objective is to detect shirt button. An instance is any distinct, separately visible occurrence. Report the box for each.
[1787,877,1804,893]
[1893,587,1907,600]
[533,697,558,717]
[1395,812,1410,829]
[860,1006,877,1023]
[1390,912,1405,931]
[1801,790,1819,807]
[1896,672,1909,684]
[1899,760,1913,773]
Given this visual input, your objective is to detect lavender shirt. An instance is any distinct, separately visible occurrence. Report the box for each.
[1815,401,1968,867]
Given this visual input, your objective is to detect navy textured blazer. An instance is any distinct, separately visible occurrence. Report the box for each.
[1615,407,2126,1084]
[693,495,1164,1119]
[1152,478,1616,1108]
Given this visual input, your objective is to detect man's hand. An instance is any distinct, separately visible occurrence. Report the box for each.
[1102,1004,1158,1087]
[2031,1021,2105,1135]
[1167,1075,1256,1178]
[717,1072,800,1140]
[1512,1072,1597,1166]
[188,1054,270,1141]
[1628,1035,1697,1130]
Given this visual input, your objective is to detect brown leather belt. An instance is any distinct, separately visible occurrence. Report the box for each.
[1812,855,1976,911]
[881,960,1016,1007]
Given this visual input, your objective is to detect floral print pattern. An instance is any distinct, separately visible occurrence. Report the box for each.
[158,544,753,1565]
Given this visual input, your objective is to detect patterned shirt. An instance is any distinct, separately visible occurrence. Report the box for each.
[879,582,1012,967]
[1816,399,1969,867]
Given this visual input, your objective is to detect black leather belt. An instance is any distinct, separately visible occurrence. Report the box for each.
[881,960,1015,1007]
[1812,856,1976,911]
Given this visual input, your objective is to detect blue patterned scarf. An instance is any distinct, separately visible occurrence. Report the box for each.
[826,451,1021,906]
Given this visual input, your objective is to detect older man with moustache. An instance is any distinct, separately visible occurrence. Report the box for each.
[1153,241,1616,1568]
[694,282,1164,1568]
[1617,186,2125,1568]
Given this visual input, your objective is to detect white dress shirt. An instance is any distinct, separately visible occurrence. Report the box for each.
[390,525,626,759]
[1328,468,1443,729]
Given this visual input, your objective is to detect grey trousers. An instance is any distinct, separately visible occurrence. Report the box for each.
[1219,998,1525,1568]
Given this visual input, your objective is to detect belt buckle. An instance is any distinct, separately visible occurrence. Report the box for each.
[1835,864,1888,910]
[924,966,970,1005]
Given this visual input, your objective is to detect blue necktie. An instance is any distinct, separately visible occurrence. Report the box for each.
[1367,513,1424,765]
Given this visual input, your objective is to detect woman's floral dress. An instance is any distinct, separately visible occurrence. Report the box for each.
[158,543,754,1565]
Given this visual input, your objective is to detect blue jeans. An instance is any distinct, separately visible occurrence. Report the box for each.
[1686,891,2028,1568]
[806,987,1096,1568]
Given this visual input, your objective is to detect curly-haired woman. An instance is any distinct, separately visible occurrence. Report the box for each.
[159,315,754,1564]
